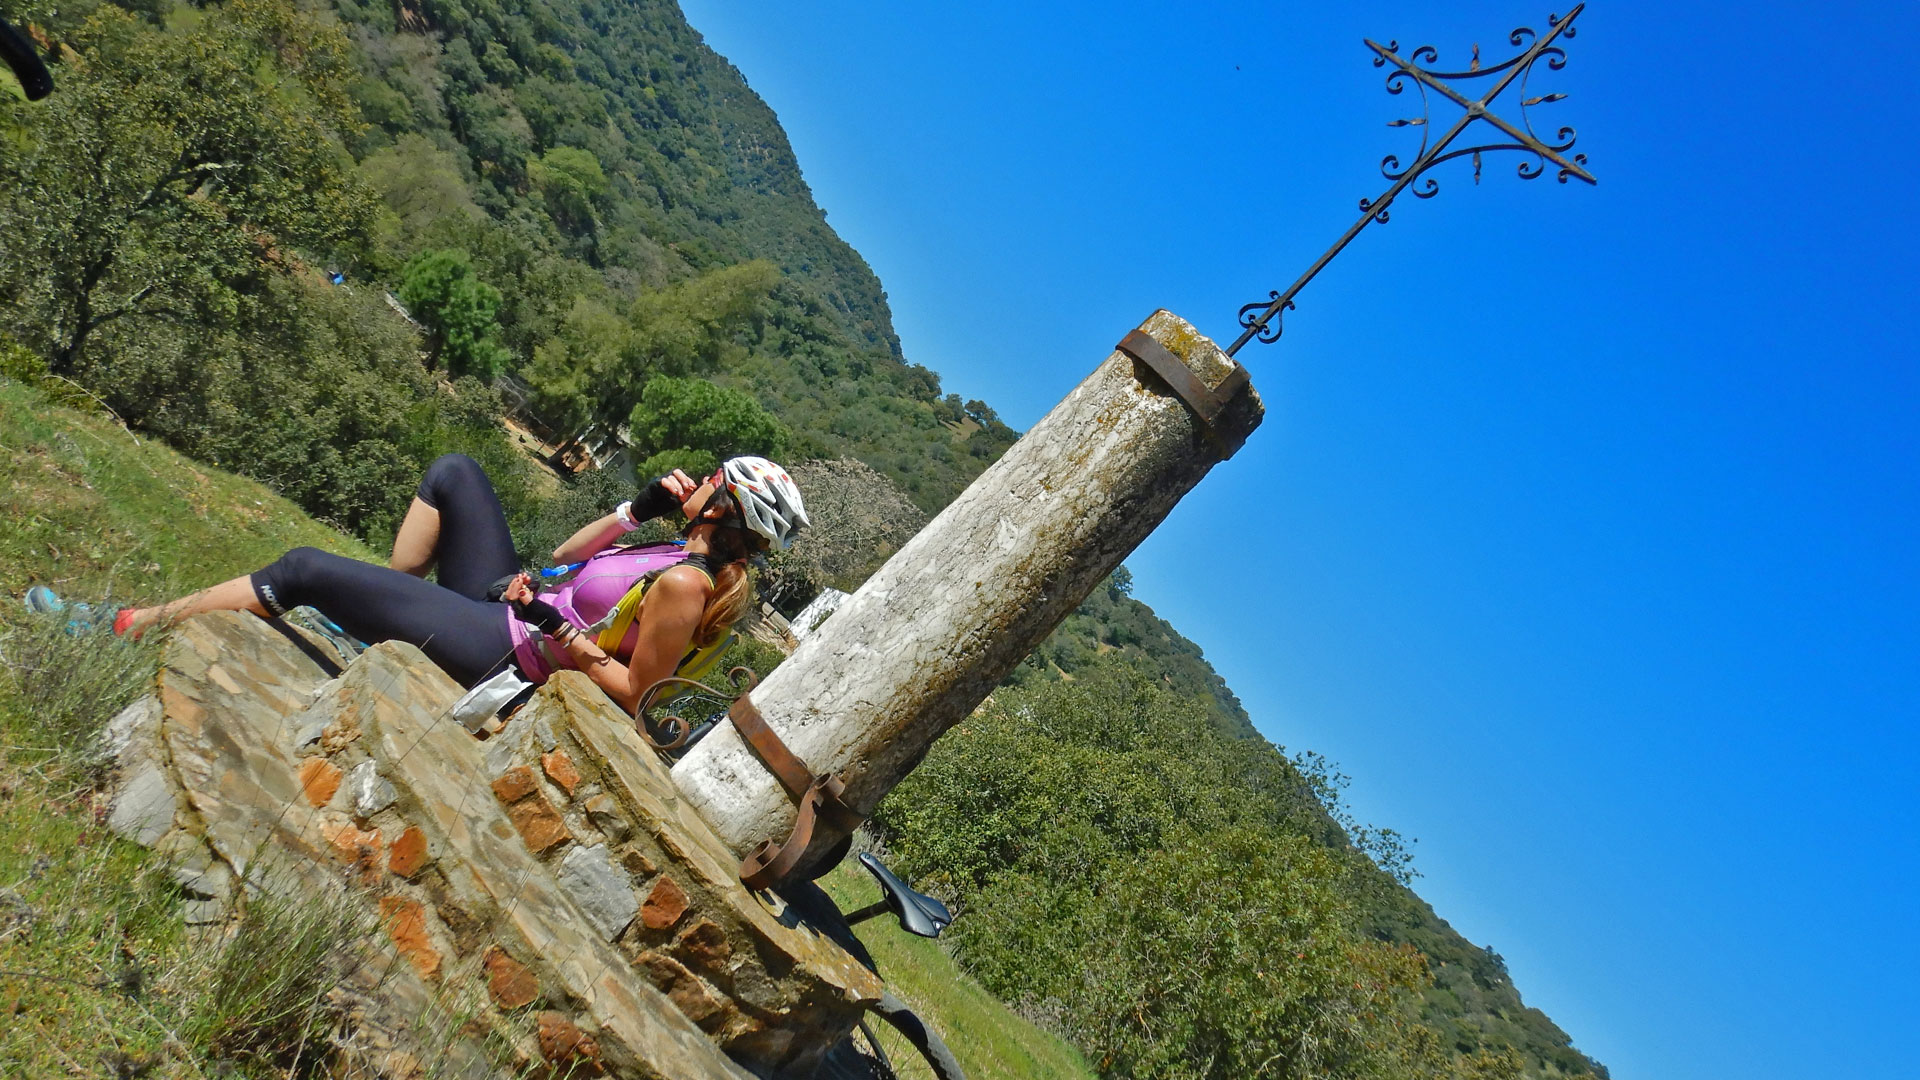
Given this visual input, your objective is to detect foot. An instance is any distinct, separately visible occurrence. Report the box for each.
[113,608,140,638]
[23,587,117,635]
[23,585,64,614]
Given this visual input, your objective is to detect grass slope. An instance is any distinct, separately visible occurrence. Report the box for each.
[0,380,377,602]
[818,861,1095,1080]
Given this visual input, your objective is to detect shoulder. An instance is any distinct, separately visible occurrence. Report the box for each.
[651,563,714,602]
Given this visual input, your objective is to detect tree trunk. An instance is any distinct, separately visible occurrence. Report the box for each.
[671,309,1264,873]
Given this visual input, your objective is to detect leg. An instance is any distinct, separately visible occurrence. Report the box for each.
[120,576,267,635]
[251,547,517,687]
[389,497,441,578]
[403,454,520,601]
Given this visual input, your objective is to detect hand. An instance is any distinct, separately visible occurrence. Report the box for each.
[501,571,535,605]
[629,470,699,525]
[513,592,571,638]
[658,469,698,503]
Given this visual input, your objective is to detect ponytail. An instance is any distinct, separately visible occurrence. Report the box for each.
[692,524,757,647]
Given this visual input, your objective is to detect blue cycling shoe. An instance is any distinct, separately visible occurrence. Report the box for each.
[23,585,64,614]
[21,586,115,635]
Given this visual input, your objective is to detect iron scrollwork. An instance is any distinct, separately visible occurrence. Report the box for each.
[637,665,760,753]
[1226,5,1595,357]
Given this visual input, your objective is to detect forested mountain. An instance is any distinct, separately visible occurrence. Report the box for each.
[0,0,1016,543]
[0,0,1602,1077]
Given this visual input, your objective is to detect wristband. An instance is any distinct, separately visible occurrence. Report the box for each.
[615,500,639,531]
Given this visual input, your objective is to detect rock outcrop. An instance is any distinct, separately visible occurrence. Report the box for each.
[103,612,881,1079]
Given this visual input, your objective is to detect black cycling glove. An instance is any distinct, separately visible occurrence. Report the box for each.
[629,476,681,524]
[513,596,570,637]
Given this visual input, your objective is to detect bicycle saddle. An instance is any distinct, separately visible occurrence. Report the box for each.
[857,852,952,939]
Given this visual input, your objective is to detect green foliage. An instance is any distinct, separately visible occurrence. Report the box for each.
[0,378,379,602]
[528,145,607,234]
[71,271,525,541]
[0,0,377,377]
[874,664,1433,1080]
[1006,570,1254,740]
[523,260,780,443]
[627,374,789,465]
[398,247,512,379]
[357,133,485,263]
[817,859,1098,1080]
[635,447,719,482]
[0,610,158,763]
[881,650,1601,1078]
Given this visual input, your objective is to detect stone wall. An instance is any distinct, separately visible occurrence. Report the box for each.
[104,612,881,1079]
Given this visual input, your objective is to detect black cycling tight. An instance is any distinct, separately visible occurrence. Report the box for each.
[249,455,518,688]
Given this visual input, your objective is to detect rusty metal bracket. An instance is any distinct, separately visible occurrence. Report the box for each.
[724,695,864,890]
[1117,329,1252,458]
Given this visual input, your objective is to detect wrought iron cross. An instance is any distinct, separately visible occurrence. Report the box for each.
[1226,4,1596,357]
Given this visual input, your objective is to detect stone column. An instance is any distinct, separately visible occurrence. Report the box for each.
[672,309,1263,872]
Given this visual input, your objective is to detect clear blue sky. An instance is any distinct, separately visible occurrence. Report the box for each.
[678,2,1918,1077]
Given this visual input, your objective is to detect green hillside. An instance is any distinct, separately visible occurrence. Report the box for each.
[0,0,1605,1077]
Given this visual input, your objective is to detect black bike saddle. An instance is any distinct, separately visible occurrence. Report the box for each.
[857,852,953,939]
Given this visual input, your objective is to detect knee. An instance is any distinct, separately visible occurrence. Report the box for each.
[267,546,329,586]
[255,546,327,616]
[419,453,485,508]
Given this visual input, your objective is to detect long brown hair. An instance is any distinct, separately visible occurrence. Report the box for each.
[692,524,757,647]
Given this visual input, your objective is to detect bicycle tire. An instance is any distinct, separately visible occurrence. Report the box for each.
[850,991,966,1080]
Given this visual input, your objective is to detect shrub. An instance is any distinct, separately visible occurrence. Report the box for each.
[184,886,371,1068]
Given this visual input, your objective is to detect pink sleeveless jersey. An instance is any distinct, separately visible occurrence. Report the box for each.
[505,542,695,683]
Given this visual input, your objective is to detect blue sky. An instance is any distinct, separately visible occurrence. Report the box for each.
[678,1,1919,1077]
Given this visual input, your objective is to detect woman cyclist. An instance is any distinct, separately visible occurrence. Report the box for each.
[109,453,808,717]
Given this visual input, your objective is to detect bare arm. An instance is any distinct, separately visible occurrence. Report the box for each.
[551,512,628,564]
[550,469,702,564]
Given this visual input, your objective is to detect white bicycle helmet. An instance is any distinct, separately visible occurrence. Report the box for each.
[720,456,809,550]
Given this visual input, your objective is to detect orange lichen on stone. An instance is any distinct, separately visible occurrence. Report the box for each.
[388,825,430,878]
[536,1011,603,1072]
[492,765,569,853]
[674,918,732,973]
[640,875,688,930]
[541,749,581,794]
[323,821,384,883]
[634,952,725,1027]
[491,766,538,804]
[298,757,343,807]
[506,794,569,854]
[482,945,540,1009]
[379,896,441,981]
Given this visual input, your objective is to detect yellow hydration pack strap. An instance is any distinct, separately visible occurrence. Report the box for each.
[595,564,734,702]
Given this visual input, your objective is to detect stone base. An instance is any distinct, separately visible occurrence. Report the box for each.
[104,613,881,1079]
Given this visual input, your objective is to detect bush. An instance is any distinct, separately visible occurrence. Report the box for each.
[398,248,513,380]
